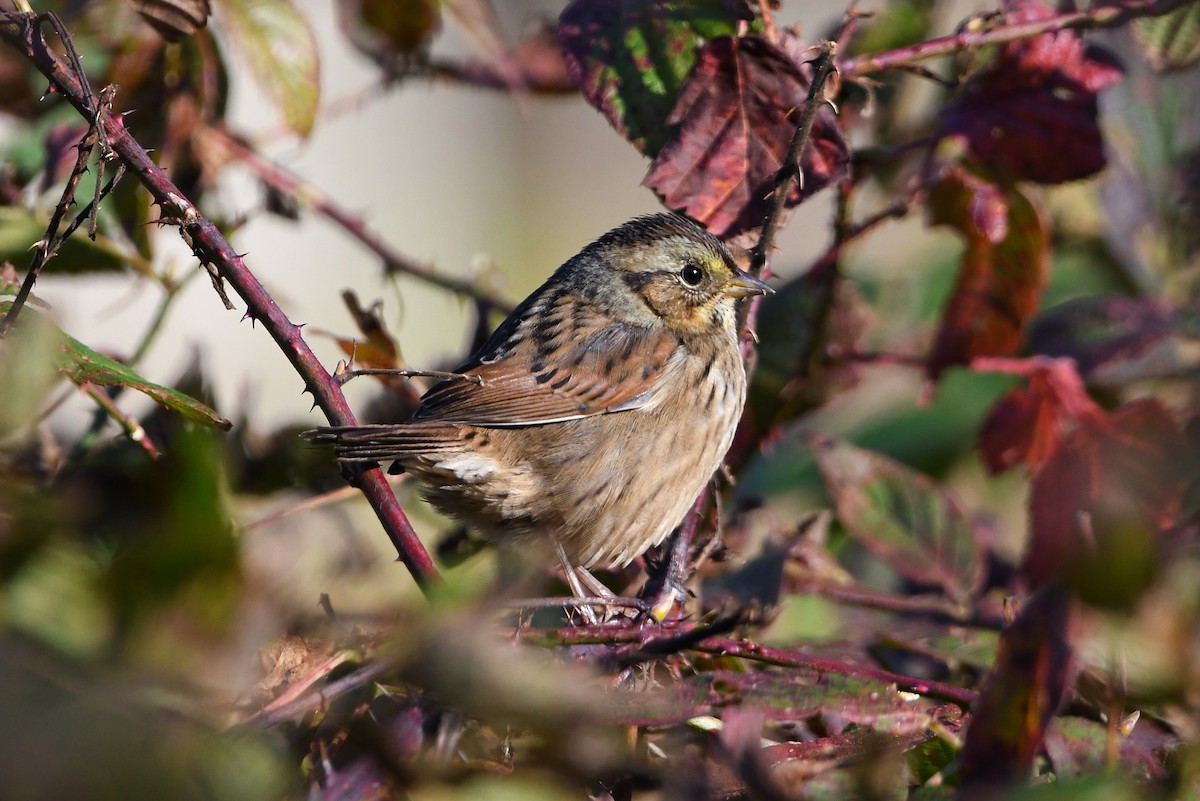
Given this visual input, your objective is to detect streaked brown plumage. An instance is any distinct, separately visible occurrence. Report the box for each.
[306,214,770,588]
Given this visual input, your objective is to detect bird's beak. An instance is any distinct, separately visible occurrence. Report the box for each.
[722,269,773,298]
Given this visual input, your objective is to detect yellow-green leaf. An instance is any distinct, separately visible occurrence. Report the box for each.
[1133,2,1200,72]
[216,0,320,137]
[59,336,232,429]
[2,300,230,430]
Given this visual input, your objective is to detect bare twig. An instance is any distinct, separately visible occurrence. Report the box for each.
[840,0,1195,77]
[335,367,485,387]
[0,10,441,590]
[243,474,407,533]
[0,76,100,335]
[197,124,517,315]
[500,596,650,614]
[80,382,160,459]
[59,163,127,246]
[424,57,575,94]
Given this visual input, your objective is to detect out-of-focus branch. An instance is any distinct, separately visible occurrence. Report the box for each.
[0,10,440,591]
[425,57,575,93]
[198,125,516,315]
[840,0,1194,76]
[80,382,160,459]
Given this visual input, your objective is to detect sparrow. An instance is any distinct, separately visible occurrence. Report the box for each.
[306,214,771,599]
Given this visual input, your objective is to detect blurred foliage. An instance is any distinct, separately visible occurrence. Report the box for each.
[1,0,1199,800]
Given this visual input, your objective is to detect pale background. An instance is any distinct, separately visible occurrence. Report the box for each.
[34,0,926,433]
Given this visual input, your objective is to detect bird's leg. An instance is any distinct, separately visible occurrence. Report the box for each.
[555,540,599,624]
[574,566,615,599]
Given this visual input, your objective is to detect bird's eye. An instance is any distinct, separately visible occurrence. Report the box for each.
[680,262,704,287]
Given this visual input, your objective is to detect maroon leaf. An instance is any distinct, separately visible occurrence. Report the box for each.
[1024,399,1191,596]
[938,0,1124,184]
[927,169,1049,377]
[958,586,1073,792]
[644,34,851,238]
[1028,295,1181,377]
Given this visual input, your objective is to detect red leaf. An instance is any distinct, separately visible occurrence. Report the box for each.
[927,170,1049,377]
[1024,399,1191,593]
[938,0,1124,184]
[644,35,850,238]
[977,361,1093,474]
[958,586,1073,791]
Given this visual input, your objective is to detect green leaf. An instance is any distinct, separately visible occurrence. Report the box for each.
[216,0,320,137]
[558,0,750,155]
[58,335,231,430]
[1133,2,1200,72]
[2,299,230,430]
[808,433,984,605]
[850,0,934,57]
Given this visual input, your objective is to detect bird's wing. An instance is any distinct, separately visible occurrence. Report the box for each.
[415,298,682,427]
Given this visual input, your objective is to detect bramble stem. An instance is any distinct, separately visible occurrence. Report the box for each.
[0,10,441,590]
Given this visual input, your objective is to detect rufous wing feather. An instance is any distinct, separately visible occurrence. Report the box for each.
[414,300,682,426]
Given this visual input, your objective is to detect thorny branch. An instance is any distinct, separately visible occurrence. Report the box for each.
[0,9,441,591]
[0,80,121,336]
[747,40,839,281]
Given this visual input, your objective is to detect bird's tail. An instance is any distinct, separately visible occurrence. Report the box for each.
[302,424,459,464]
